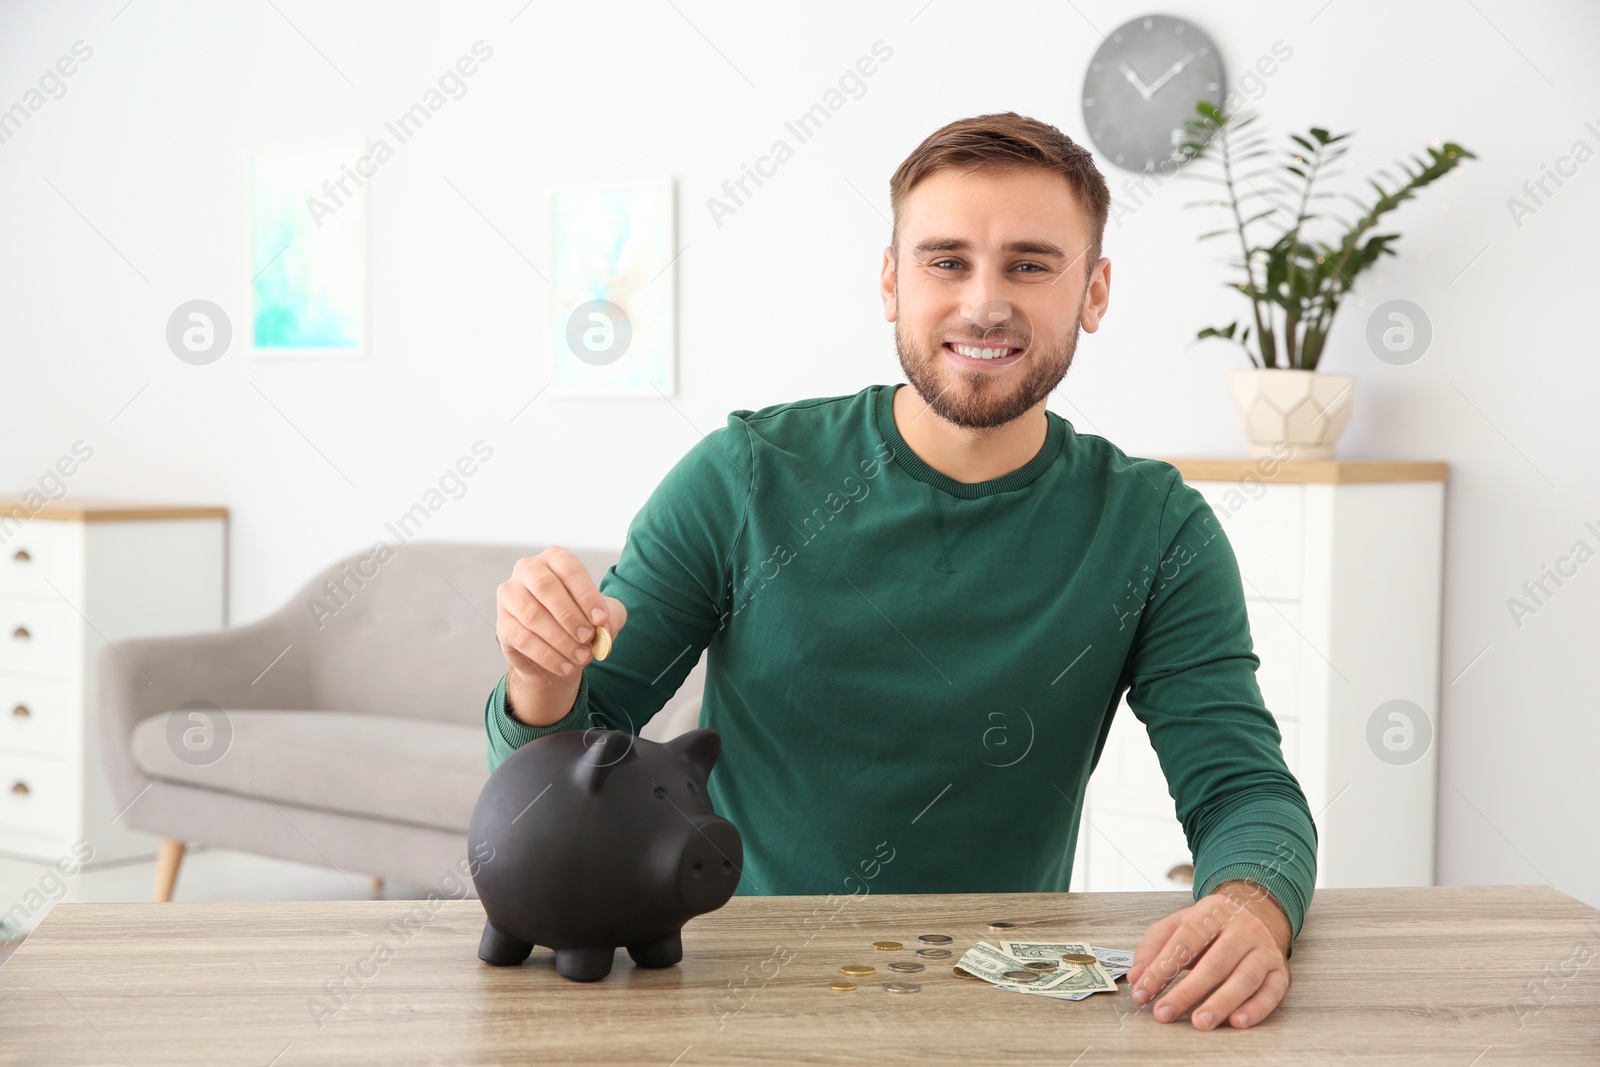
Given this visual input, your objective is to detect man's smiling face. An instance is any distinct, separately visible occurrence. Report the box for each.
[881,165,1110,430]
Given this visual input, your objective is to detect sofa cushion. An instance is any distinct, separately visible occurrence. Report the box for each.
[130,710,487,834]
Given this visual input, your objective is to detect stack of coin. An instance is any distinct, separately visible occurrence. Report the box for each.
[832,934,1032,992]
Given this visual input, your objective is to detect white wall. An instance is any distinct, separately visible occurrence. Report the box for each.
[2,0,1596,907]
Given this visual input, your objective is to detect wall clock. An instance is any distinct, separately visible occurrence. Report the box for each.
[1081,14,1225,173]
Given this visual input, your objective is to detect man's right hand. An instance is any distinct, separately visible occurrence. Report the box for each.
[496,547,627,727]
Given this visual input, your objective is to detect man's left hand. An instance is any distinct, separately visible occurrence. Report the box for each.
[1125,879,1293,1030]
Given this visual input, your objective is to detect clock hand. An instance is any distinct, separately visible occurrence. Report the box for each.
[1118,63,1152,100]
[1144,52,1196,97]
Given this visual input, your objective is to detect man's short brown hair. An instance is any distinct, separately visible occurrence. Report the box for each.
[888,111,1110,282]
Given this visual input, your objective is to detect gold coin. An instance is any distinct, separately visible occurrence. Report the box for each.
[888,961,924,973]
[952,965,980,979]
[883,981,921,994]
[827,980,856,992]
[915,948,952,960]
[917,933,954,944]
[988,920,1019,931]
[873,940,903,951]
[589,625,612,661]
[1023,960,1057,972]
[1001,969,1040,983]
[1061,953,1098,966]
[840,964,875,978]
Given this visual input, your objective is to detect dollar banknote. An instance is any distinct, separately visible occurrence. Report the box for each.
[956,941,1119,997]
[990,943,1135,1001]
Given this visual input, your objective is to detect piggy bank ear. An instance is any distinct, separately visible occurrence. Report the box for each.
[667,727,721,780]
[573,730,636,794]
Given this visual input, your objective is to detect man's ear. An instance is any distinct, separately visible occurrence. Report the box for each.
[880,246,898,321]
[1080,256,1110,333]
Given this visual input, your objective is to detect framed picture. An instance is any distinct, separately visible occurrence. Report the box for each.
[549,178,676,397]
[248,139,370,359]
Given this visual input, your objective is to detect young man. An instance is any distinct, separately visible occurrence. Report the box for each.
[487,112,1316,1031]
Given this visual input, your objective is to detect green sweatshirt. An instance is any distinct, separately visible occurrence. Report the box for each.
[485,383,1317,943]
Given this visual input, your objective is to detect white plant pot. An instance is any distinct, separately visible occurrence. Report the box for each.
[1227,369,1357,461]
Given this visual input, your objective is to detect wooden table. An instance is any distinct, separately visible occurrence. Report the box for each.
[1,886,1596,1065]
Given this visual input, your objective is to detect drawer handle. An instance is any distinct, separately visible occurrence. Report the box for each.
[1166,862,1195,885]
[10,781,29,796]
[11,704,29,718]
[12,549,30,563]
[11,626,30,641]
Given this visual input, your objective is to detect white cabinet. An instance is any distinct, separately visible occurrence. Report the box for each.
[0,500,227,865]
[1074,460,1447,892]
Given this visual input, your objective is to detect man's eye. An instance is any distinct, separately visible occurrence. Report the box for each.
[931,259,1046,273]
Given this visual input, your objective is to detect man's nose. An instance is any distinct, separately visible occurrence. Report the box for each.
[962,297,1019,343]
[961,271,1014,322]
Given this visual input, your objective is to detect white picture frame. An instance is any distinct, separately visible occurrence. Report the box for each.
[548,178,677,398]
[247,137,371,360]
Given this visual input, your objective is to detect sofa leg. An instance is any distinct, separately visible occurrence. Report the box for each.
[152,839,185,902]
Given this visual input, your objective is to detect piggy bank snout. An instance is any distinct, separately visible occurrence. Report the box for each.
[677,814,742,914]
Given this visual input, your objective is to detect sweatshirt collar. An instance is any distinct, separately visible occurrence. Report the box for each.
[874,383,1067,499]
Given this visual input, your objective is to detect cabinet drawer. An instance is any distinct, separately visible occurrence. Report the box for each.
[0,752,78,838]
[1084,809,1194,892]
[1193,482,1303,600]
[0,599,83,678]
[0,675,78,757]
[0,521,83,601]
[1246,599,1302,716]
[1089,703,1170,814]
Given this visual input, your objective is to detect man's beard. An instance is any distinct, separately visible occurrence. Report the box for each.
[894,309,1082,431]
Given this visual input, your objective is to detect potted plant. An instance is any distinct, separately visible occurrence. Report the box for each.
[1176,101,1475,459]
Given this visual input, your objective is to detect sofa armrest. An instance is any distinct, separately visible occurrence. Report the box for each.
[96,611,313,810]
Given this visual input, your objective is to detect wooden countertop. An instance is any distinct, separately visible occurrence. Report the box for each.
[1,885,1594,1064]
[0,498,228,521]
[1151,458,1449,484]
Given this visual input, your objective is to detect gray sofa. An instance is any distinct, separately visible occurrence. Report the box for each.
[96,542,706,900]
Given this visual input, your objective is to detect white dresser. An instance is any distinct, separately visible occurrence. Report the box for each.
[1073,460,1448,893]
[0,500,227,865]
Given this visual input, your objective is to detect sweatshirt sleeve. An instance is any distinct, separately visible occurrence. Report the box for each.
[486,415,756,773]
[1120,469,1319,954]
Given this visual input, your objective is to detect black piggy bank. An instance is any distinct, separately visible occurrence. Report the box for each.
[469,726,743,982]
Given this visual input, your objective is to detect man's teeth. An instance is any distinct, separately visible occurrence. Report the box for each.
[952,344,1014,360]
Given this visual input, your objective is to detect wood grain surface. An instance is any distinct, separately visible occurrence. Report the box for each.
[0,885,1595,1065]
[1149,458,1449,484]
[0,499,228,522]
